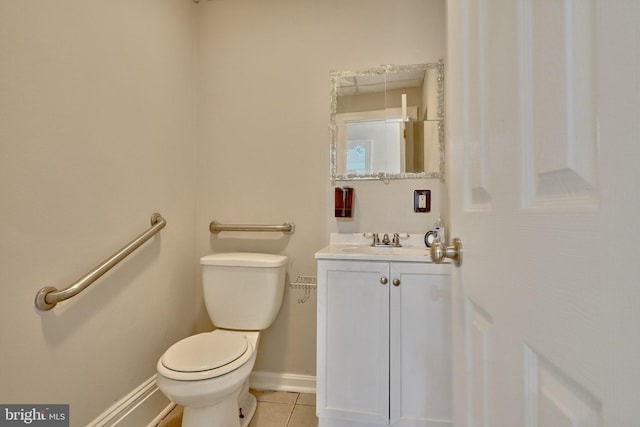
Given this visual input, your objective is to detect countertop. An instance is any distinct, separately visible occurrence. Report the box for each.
[315,233,449,264]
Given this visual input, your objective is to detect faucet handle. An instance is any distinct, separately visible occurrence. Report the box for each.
[392,233,402,247]
[371,233,380,246]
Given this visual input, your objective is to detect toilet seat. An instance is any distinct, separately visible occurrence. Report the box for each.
[157,330,254,381]
[162,332,247,372]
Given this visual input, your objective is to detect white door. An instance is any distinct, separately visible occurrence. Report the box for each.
[446,1,640,426]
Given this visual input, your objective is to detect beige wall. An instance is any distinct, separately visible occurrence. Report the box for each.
[0,1,198,425]
[0,0,446,423]
[196,0,446,376]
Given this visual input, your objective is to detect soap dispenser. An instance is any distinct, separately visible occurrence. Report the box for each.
[434,218,446,245]
[334,186,354,218]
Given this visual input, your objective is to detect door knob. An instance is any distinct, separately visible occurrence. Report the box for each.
[430,237,463,266]
[393,278,401,286]
[380,277,388,285]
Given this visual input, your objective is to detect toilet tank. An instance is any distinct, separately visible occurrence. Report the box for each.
[200,253,288,331]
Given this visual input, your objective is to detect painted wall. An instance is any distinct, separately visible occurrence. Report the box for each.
[0,1,198,425]
[196,0,446,377]
[0,1,446,423]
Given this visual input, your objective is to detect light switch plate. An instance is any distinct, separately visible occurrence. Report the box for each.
[414,190,430,212]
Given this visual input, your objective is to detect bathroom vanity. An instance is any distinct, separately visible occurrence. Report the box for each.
[315,234,452,427]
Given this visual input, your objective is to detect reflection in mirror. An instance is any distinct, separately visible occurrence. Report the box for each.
[330,62,444,182]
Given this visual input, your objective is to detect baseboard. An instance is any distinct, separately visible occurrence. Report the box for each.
[250,371,316,394]
[87,371,314,426]
[87,375,173,427]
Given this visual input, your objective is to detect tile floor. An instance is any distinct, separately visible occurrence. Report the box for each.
[157,389,318,427]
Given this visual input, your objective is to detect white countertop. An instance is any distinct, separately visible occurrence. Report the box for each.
[315,233,448,263]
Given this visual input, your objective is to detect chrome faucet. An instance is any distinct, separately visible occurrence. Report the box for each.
[382,233,391,245]
[370,232,402,247]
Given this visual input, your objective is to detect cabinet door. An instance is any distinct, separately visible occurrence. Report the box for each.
[390,263,452,427]
[317,260,390,425]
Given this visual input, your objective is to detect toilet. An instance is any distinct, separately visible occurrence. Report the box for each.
[156,252,288,427]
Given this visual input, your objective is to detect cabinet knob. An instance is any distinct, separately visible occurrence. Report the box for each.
[380,277,388,285]
[393,278,400,286]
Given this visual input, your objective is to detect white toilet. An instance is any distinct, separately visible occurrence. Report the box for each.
[156,252,288,427]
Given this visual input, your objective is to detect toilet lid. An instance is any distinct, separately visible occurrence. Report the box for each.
[161,332,248,372]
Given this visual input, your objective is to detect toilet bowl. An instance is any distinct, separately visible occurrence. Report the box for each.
[155,252,288,427]
[156,330,260,427]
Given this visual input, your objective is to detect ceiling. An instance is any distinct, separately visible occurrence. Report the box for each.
[337,69,426,96]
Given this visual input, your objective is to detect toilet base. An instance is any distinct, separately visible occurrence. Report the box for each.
[238,391,257,427]
[179,383,257,427]
[182,386,241,427]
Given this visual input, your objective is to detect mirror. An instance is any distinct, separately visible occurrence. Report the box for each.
[330,62,444,182]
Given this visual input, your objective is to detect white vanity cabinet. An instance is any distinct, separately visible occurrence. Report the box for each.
[316,257,452,427]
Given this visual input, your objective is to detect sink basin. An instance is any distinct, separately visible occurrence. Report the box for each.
[316,244,431,262]
[314,233,435,262]
[338,245,423,255]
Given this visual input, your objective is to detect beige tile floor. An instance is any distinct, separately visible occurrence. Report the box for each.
[157,389,318,427]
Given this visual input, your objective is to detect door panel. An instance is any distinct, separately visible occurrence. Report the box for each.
[523,345,602,427]
[462,0,492,210]
[519,0,598,207]
[466,300,492,427]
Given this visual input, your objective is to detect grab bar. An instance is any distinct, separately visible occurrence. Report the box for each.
[209,220,295,234]
[35,213,166,311]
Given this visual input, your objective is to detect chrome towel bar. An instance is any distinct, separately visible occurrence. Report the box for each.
[35,213,166,311]
[209,220,295,234]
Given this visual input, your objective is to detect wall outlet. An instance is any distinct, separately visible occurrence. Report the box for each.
[414,190,430,212]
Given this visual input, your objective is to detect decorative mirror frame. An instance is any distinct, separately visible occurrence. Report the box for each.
[329,61,445,183]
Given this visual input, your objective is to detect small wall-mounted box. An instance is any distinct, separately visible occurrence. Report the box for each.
[414,190,430,212]
[335,186,354,218]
